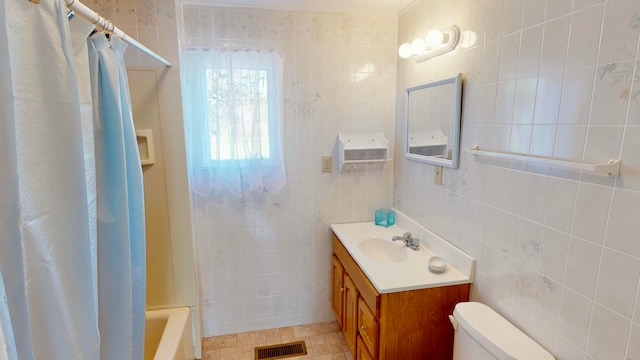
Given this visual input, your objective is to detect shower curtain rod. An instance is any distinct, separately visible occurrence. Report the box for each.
[63,0,171,67]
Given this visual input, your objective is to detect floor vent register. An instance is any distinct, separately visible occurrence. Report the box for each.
[254,341,307,360]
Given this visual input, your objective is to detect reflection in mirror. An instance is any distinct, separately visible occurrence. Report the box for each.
[404,73,462,168]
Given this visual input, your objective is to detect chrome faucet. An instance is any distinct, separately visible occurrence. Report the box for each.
[392,232,420,251]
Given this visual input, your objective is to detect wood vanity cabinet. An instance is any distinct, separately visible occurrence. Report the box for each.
[331,255,345,328]
[331,233,470,360]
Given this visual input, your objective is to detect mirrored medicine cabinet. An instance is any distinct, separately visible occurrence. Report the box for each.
[404,73,462,168]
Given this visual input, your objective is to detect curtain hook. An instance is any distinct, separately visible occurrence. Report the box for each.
[104,20,114,35]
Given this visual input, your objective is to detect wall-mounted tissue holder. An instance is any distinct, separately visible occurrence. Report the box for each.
[136,129,155,166]
[338,133,390,170]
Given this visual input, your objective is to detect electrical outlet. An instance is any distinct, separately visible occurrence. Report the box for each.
[434,165,443,185]
[321,156,332,173]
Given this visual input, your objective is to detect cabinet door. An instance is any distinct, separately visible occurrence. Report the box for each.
[357,335,374,360]
[331,255,345,327]
[343,274,359,354]
[358,297,379,359]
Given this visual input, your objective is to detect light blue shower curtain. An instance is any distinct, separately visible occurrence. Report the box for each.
[89,34,146,360]
[0,0,145,358]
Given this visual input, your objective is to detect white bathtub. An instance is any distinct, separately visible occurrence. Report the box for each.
[145,307,195,360]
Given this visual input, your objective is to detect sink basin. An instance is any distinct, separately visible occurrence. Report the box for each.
[356,236,408,263]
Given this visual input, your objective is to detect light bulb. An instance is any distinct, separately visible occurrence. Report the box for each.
[398,43,413,59]
[426,30,444,47]
[411,38,427,54]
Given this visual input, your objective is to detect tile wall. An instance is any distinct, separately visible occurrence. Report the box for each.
[394,0,640,359]
[181,6,397,336]
[91,0,180,67]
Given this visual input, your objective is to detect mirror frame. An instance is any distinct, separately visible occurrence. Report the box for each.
[404,73,463,168]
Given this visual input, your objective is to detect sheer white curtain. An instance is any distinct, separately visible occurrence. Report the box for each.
[181,49,286,198]
[0,0,145,358]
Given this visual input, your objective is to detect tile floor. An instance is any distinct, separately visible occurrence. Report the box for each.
[202,321,353,360]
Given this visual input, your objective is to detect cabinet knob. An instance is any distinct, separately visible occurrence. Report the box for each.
[340,288,344,292]
[361,325,367,330]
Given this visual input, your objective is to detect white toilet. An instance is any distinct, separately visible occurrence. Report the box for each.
[450,302,555,360]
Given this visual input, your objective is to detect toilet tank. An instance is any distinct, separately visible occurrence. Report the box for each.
[451,302,555,360]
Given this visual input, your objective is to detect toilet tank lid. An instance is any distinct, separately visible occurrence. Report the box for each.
[453,302,555,360]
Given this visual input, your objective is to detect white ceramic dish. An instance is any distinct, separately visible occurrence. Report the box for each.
[428,256,447,274]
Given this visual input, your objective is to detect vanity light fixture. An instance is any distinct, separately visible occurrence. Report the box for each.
[398,25,460,62]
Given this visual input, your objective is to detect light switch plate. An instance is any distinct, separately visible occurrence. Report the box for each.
[322,156,332,173]
[434,165,443,185]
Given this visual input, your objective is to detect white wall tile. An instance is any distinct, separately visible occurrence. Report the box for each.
[534,274,562,329]
[628,60,640,126]
[565,5,604,69]
[518,220,543,268]
[538,227,569,282]
[587,304,631,360]
[598,1,640,64]
[522,0,545,28]
[554,335,586,360]
[545,0,572,20]
[573,0,604,11]
[553,125,588,162]
[498,33,521,80]
[558,66,595,125]
[564,236,602,298]
[494,80,516,125]
[529,125,556,157]
[595,248,640,318]
[522,173,549,223]
[544,178,577,232]
[501,170,527,215]
[583,127,624,179]
[512,77,537,125]
[517,26,543,78]
[618,126,640,191]
[501,0,524,35]
[605,189,640,257]
[533,72,563,125]
[485,0,504,41]
[557,289,593,351]
[627,323,640,360]
[540,16,570,74]
[590,61,635,126]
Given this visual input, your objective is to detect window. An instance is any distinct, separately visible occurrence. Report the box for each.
[181,49,286,197]
[205,65,271,161]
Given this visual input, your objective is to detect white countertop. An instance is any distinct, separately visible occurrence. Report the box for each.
[331,216,474,294]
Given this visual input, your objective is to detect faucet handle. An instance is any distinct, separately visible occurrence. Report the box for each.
[403,232,412,240]
[410,237,420,250]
